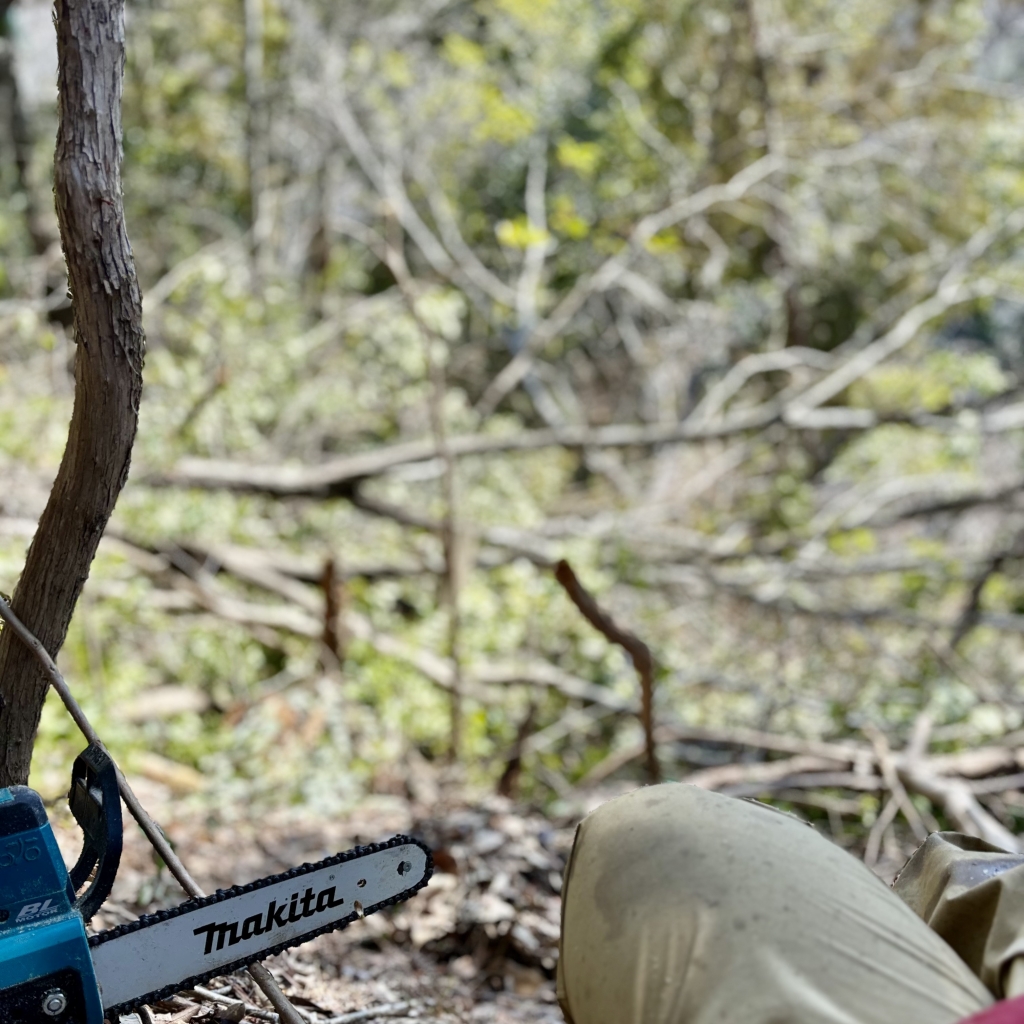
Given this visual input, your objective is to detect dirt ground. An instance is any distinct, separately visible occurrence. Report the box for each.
[50,778,587,1024]
[45,774,912,1024]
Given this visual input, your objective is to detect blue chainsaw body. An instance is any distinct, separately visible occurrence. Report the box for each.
[0,747,122,1024]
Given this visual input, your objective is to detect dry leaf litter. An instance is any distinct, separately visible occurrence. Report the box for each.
[48,778,582,1024]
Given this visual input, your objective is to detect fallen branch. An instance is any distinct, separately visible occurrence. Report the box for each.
[144,418,783,497]
[554,559,659,783]
[128,551,640,715]
[720,771,884,795]
[654,565,1024,640]
[969,772,1024,794]
[350,492,557,567]
[326,1002,415,1024]
[864,724,932,841]
[686,754,848,791]
[897,764,1021,852]
[190,985,286,1023]
[525,703,620,754]
[581,722,870,784]
[864,794,902,868]
[579,720,1024,845]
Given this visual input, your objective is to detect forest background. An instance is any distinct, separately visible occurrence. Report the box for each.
[4,0,1024,870]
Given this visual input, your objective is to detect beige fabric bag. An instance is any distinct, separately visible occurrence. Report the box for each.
[894,833,1024,1000]
[557,784,999,1024]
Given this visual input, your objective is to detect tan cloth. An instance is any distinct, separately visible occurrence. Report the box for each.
[894,833,1024,999]
[557,784,996,1024]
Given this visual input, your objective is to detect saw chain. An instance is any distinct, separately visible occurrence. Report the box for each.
[0,745,433,1022]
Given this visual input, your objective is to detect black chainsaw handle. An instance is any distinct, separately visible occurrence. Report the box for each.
[67,743,123,922]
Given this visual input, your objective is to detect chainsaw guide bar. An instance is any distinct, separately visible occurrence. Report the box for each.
[0,749,433,1024]
[90,835,433,1017]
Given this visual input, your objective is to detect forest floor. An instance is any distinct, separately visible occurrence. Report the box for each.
[45,769,920,1024]
[50,777,608,1024]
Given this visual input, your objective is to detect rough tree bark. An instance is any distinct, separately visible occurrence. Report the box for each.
[0,0,145,787]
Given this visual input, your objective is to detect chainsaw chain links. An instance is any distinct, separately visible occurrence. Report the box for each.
[92,835,433,1016]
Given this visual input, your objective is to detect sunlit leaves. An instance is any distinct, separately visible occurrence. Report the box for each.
[5,0,1024,814]
[495,217,551,249]
[555,139,602,178]
[850,350,1009,414]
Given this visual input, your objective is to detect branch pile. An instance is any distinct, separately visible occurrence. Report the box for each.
[643,721,1024,865]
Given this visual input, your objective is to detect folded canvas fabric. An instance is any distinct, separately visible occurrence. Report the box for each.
[894,833,1024,999]
[557,784,999,1024]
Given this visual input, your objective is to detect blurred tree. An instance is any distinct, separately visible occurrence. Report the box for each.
[0,0,144,786]
[0,0,48,255]
[2,0,1024,843]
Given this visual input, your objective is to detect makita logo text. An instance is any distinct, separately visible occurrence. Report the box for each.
[193,885,346,954]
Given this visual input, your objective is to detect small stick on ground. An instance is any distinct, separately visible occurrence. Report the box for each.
[321,555,345,661]
[863,793,900,868]
[0,595,306,1024]
[863,724,933,842]
[497,702,537,798]
[554,559,660,783]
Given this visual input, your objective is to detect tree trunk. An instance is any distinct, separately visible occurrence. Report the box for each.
[244,0,267,278]
[0,0,145,787]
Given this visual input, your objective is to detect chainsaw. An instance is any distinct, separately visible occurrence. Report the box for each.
[0,744,432,1022]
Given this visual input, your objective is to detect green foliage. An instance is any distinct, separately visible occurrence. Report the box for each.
[3,0,1024,819]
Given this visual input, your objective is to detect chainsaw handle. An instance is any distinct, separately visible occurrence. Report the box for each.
[67,744,123,922]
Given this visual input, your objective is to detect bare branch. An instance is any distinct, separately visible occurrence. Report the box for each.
[145,415,785,496]
[785,209,1024,420]
[324,89,516,312]
[515,141,551,332]
[689,347,835,425]
[898,764,1021,852]
[950,554,1007,651]
[863,794,901,868]
[147,390,1024,503]
[475,153,783,416]
[785,279,997,421]
[686,754,847,791]
[863,724,932,841]
[417,166,516,306]
[554,559,659,783]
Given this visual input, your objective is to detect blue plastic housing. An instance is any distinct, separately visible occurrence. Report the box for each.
[0,786,103,1024]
